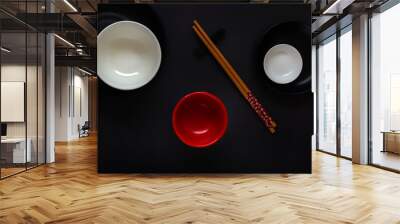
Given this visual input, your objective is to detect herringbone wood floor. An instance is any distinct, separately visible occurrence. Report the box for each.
[1,135,400,224]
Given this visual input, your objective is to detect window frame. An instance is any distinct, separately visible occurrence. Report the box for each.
[315,24,353,160]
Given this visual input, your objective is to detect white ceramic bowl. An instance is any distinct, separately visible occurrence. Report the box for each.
[263,44,303,85]
[97,21,162,90]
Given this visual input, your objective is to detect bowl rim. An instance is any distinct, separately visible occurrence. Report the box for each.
[263,43,303,85]
[97,20,162,91]
[172,91,228,148]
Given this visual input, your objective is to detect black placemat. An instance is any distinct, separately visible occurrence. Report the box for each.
[98,3,313,173]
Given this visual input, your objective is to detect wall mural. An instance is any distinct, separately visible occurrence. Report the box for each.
[97,4,312,173]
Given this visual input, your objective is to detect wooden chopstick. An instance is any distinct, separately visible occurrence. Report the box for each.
[192,26,247,97]
[192,20,277,133]
[193,21,249,95]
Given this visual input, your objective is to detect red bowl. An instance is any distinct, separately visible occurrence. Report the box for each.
[172,92,228,148]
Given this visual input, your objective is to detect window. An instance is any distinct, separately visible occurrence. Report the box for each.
[316,26,353,158]
[339,28,352,158]
[317,36,337,154]
[370,3,400,171]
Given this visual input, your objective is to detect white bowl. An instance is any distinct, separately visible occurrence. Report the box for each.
[263,44,303,84]
[97,21,162,90]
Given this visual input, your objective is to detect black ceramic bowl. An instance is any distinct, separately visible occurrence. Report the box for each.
[258,22,311,94]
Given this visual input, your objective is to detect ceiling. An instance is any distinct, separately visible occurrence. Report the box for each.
[0,0,393,71]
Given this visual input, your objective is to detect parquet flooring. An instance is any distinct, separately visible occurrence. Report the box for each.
[1,167,26,178]
[1,135,400,223]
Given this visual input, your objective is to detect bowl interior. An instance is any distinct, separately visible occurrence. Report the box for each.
[263,44,303,84]
[97,21,162,90]
[173,92,228,148]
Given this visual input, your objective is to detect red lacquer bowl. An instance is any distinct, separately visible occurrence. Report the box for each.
[172,92,228,148]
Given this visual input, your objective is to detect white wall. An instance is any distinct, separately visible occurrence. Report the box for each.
[1,82,25,122]
[72,73,89,138]
[55,66,70,141]
[55,67,89,141]
[1,65,40,138]
[1,65,26,137]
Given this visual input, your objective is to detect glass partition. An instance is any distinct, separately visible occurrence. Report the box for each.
[0,1,46,179]
[1,30,28,177]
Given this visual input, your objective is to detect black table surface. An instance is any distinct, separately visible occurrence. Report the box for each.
[98,3,313,173]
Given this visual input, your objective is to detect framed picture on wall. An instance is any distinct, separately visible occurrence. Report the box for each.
[1,81,25,122]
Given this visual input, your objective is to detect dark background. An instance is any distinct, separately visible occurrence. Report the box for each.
[97,3,313,173]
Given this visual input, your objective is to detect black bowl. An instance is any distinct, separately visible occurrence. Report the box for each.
[257,22,311,94]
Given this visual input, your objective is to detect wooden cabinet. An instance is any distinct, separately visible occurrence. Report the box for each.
[382,132,400,154]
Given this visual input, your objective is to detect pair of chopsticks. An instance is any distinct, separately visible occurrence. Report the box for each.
[192,20,277,134]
